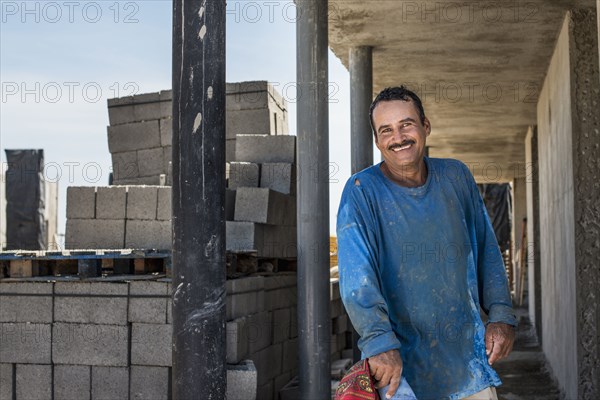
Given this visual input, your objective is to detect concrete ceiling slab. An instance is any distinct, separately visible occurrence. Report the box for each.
[328,0,595,182]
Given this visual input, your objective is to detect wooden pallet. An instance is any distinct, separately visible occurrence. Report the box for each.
[0,249,171,279]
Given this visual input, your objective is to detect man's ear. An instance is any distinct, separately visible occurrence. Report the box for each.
[424,117,432,136]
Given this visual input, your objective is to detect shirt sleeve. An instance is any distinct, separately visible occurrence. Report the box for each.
[336,179,402,357]
[463,165,518,327]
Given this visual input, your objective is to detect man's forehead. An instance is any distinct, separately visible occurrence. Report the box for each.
[373,99,419,121]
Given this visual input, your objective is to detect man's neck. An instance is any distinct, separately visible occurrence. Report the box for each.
[381,159,428,188]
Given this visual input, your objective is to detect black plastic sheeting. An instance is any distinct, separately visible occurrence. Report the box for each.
[5,149,47,250]
[478,183,512,253]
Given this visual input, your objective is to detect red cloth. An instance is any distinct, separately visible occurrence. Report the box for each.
[335,359,380,400]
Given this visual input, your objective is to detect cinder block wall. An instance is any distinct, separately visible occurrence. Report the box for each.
[0,275,351,400]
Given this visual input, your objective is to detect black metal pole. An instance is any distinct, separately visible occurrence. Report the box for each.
[350,46,373,174]
[297,0,331,398]
[172,0,226,399]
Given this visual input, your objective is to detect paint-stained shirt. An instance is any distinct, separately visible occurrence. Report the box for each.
[336,157,517,400]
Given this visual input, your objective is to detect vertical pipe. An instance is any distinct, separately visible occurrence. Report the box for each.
[349,46,373,174]
[172,1,226,399]
[296,0,331,398]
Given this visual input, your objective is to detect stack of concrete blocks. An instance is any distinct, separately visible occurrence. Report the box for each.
[225,275,354,400]
[226,135,297,259]
[0,278,258,400]
[0,168,5,250]
[65,185,171,249]
[107,82,288,185]
[107,91,173,186]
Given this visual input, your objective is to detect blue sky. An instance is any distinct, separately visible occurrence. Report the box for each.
[1,0,360,237]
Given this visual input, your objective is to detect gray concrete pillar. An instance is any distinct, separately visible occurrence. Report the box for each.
[525,126,542,343]
[350,46,373,174]
[537,9,600,399]
[296,1,331,399]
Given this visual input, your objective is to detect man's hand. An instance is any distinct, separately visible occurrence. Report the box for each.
[368,349,403,399]
[485,322,515,365]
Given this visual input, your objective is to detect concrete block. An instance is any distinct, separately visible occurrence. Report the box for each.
[16,364,51,400]
[225,189,236,221]
[330,279,341,301]
[227,108,272,137]
[138,147,165,177]
[341,348,354,360]
[112,151,139,180]
[129,281,168,324]
[108,92,160,107]
[52,323,129,366]
[331,358,352,380]
[247,311,272,353]
[234,188,292,225]
[162,146,172,176]
[227,138,236,162]
[333,314,349,334]
[96,186,127,219]
[282,339,298,373]
[130,366,169,400]
[236,135,295,164]
[265,287,297,311]
[131,323,172,366]
[274,371,292,400]
[226,360,257,400]
[92,367,129,400]
[226,222,296,258]
[113,176,162,186]
[166,299,172,324]
[263,274,296,291]
[0,323,51,364]
[107,120,161,152]
[250,343,283,385]
[159,118,172,146]
[0,364,13,400]
[126,186,158,220]
[0,282,53,323]
[54,365,90,400]
[65,219,125,249]
[156,186,172,221]
[125,220,171,249]
[227,316,249,364]
[261,163,295,195]
[226,84,270,111]
[54,282,128,325]
[66,186,96,219]
[229,162,260,189]
[256,380,274,400]
[108,102,170,126]
[290,307,297,339]
[330,299,344,319]
[159,90,172,101]
[272,308,291,344]
[226,276,265,295]
[226,290,265,321]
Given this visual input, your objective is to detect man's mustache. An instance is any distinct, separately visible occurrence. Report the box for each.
[388,139,416,151]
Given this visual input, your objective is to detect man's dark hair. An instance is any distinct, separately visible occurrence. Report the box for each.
[369,86,426,137]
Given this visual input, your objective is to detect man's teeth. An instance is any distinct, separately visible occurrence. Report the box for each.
[392,143,412,152]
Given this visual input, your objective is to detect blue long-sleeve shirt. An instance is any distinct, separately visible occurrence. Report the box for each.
[337,157,517,400]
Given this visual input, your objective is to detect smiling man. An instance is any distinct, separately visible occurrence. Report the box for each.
[337,86,517,400]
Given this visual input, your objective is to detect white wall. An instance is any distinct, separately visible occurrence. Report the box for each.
[536,15,578,399]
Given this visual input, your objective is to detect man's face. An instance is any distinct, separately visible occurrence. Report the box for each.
[372,99,431,169]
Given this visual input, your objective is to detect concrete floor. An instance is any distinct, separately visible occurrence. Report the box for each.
[495,307,562,400]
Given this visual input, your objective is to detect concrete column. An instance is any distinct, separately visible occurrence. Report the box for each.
[350,46,373,174]
[171,1,227,398]
[537,10,600,399]
[511,177,527,300]
[525,126,542,343]
[296,1,331,399]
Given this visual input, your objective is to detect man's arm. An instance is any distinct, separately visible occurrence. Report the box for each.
[464,165,517,364]
[337,181,403,397]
